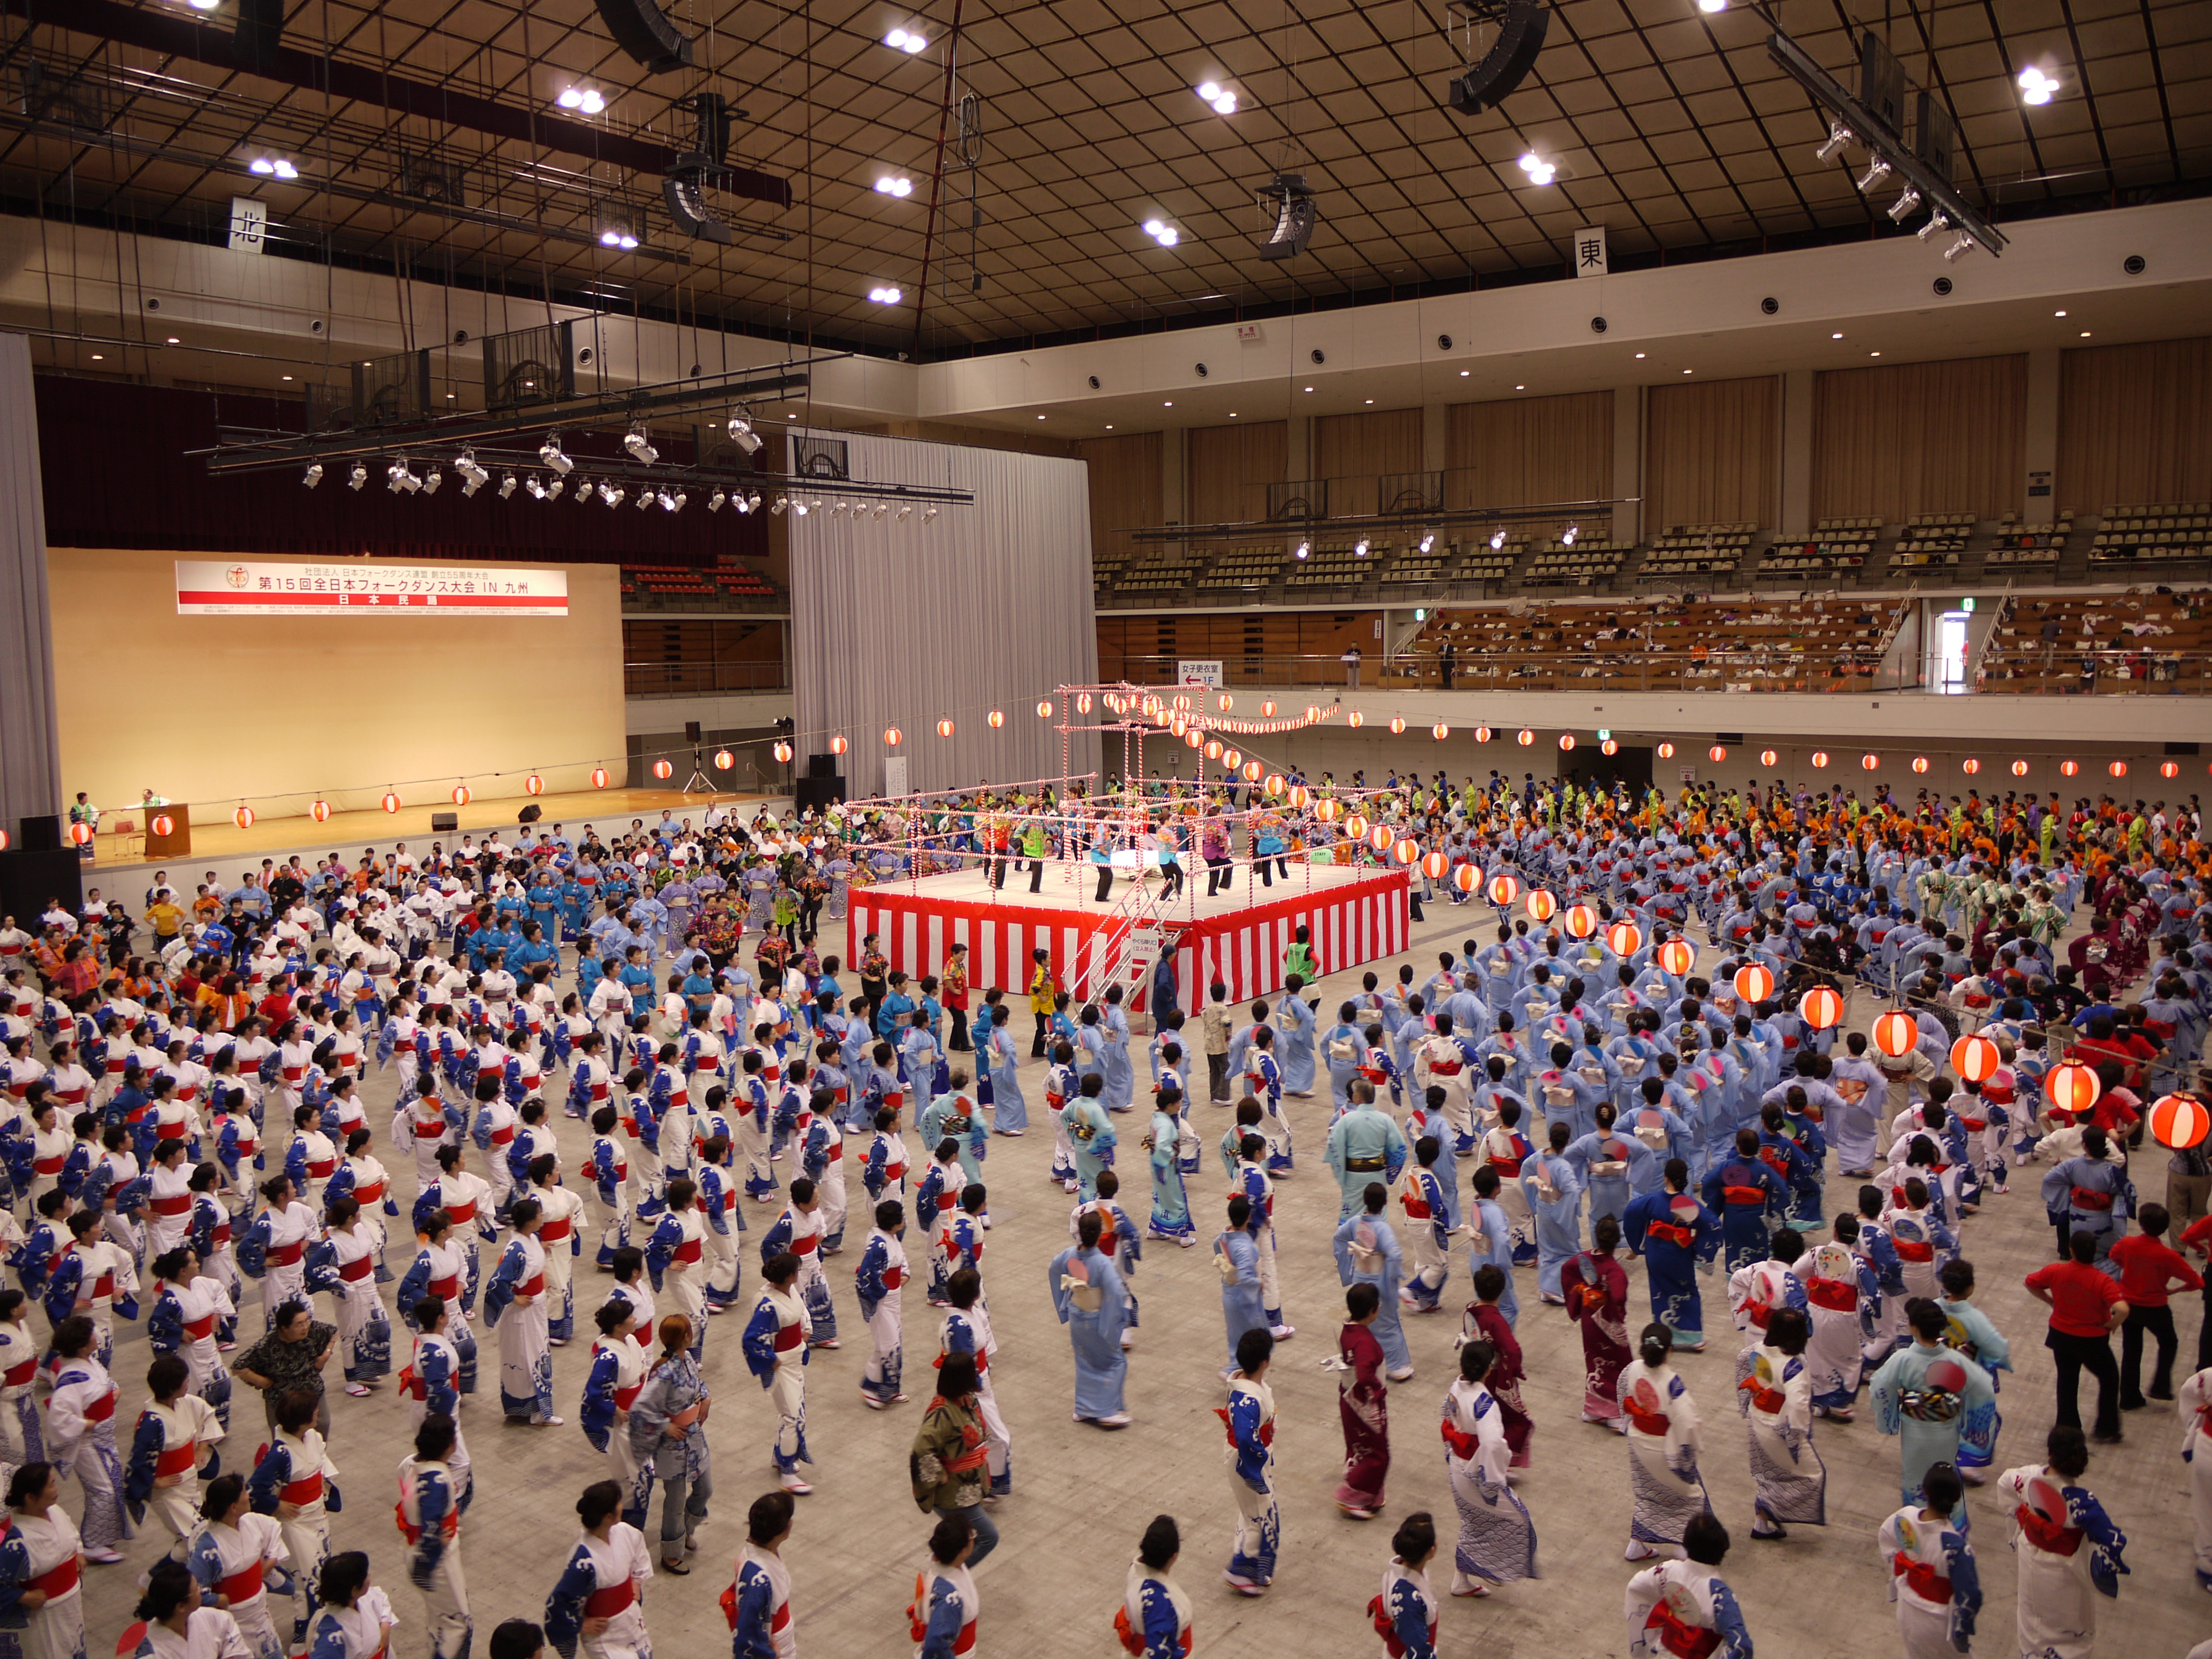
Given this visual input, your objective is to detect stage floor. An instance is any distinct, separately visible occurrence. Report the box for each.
[847,860,1411,1005]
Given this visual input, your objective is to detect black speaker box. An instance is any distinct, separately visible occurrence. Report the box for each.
[234,0,286,69]
[792,776,845,814]
[1447,0,1550,116]
[431,812,460,833]
[684,721,703,742]
[0,849,82,924]
[807,753,837,779]
[592,0,696,74]
[16,815,59,853]
[517,805,543,825]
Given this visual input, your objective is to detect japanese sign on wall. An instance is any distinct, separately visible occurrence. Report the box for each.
[176,561,570,616]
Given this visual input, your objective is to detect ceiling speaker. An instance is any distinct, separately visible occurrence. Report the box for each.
[1257,174,1318,262]
[234,0,285,70]
[593,0,696,74]
[1446,1,1550,118]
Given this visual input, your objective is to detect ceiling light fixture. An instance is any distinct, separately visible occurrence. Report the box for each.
[1634,353,1645,359]
[1353,538,1370,556]
[498,471,519,499]
[300,463,323,488]
[2054,309,2067,317]
[2017,65,2059,106]
[884,27,927,51]
[708,489,727,512]
[1293,540,1310,560]
[867,285,904,303]
[770,495,788,515]
[1490,528,1506,549]
[557,87,607,114]
[1140,218,1180,247]
[1516,152,1556,186]
[1854,156,1891,194]
[525,476,547,500]
[726,413,763,455]
[1916,210,1951,243]
[1832,332,1844,340]
[346,463,368,491]
[248,157,300,180]
[546,478,565,500]
[1417,531,1435,554]
[598,228,639,249]
[874,176,914,196]
[896,504,913,521]
[623,424,659,464]
[1941,232,1974,263]
[420,465,442,496]
[793,499,809,517]
[1813,119,1853,163]
[1562,523,1578,546]
[538,434,572,475]
[1698,0,1726,11]
[1886,184,1921,222]
[922,506,940,523]
[386,459,421,494]
[452,453,491,496]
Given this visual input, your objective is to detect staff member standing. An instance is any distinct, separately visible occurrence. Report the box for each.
[2024,1233,2129,1445]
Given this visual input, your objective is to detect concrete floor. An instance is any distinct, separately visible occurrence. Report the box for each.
[79,906,2208,1659]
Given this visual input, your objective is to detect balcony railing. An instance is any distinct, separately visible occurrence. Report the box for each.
[623,660,790,696]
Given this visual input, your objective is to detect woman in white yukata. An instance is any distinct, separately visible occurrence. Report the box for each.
[544,1480,655,1659]
[304,1553,397,1659]
[1439,1339,1537,1600]
[184,1477,293,1659]
[1619,1323,1711,1562]
[1995,1427,2128,1659]
[1734,1306,1826,1541]
[0,1463,87,1659]
[129,1561,253,1659]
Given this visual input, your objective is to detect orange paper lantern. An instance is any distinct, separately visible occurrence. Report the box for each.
[1265,773,1288,797]
[1563,902,1599,939]
[308,800,331,823]
[1433,722,1451,741]
[1912,757,1929,774]
[1709,745,1727,763]
[1861,754,1880,771]
[1606,920,1643,958]
[770,743,791,764]
[1487,873,1521,906]
[1242,760,1262,782]
[2059,760,2079,777]
[1217,693,1234,712]
[2043,1062,2101,1118]
[1223,750,1241,771]
[2161,760,2180,779]
[1305,705,1322,723]
[1261,700,1277,717]
[525,774,544,796]
[1799,985,1844,1031]
[1759,749,1777,767]
[592,767,611,789]
[1076,694,1093,714]
[1812,751,1829,768]
[1962,758,1980,775]
[1524,889,1556,923]
[1344,813,1369,841]
[936,719,955,739]
[1316,797,1340,822]
[830,735,849,756]
[451,785,472,806]
[1951,1034,2001,1083]
[1206,739,1224,759]
[381,791,401,813]
[1422,849,1449,880]
[0,830,8,851]
[2011,760,2028,776]
[70,820,96,845]
[2109,760,2127,778]
[1558,734,1575,753]
[1475,726,1493,744]
[1517,729,1535,747]
[1657,743,1675,760]
[721,749,741,770]
[1872,1009,1919,1058]
[1733,962,1775,1004]
[1600,739,1618,756]
[150,813,175,838]
[1185,730,1203,750]
[2150,1092,2210,1151]
[1348,712,1364,729]
[1392,837,1420,865]
[652,759,674,780]
[1367,825,1392,852]
[1288,785,1311,809]
[1037,700,1054,719]
[1453,864,1480,894]
[885,727,904,747]
[1390,718,1407,735]
[1656,938,1695,978]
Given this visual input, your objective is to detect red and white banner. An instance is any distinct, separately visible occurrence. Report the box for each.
[176,561,569,616]
[847,869,1409,1009]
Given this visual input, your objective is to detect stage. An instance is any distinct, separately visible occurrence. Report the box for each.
[845,862,1411,1009]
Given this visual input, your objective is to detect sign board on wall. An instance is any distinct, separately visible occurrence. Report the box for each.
[882,756,909,797]
[176,561,570,616]
[1176,659,1223,687]
[1573,225,1608,276]
[227,197,267,254]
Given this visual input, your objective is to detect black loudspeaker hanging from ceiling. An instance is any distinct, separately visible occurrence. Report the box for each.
[234,0,285,70]
[593,0,697,75]
[1446,0,1551,118]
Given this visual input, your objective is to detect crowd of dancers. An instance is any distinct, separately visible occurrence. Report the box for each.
[0,766,2205,1659]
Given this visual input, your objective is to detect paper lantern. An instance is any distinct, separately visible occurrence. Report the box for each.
[1261,699,1277,717]
[720,749,741,770]
[1732,962,1775,1004]
[2056,759,2079,777]
[1367,824,1391,852]
[380,791,401,813]
[1174,694,1192,712]
[1390,717,1407,735]
[1184,730,1203,750]
[1422,850,1450,880]
[1525,889,1557,922]
[2150,1092,2210,1151]
[1861,753,1881,772]
[1487,873,1521,906]
[1656,938,1695,978]
[1316,797,1340,822]
[1076,693,1092,714]
[1657,742,1675,760]
[1962,758,1980,775]
[885,727,904,747]
[988,709,1005,729]
[1607,920,1643,958]
[936,719,955,739]
[1759,749,1777,767]
[1205,739,1224,760]
[451,785,472,806]
[1265,773,1287,797]
[1600,739,1618,757]
[1709,745,1728,764]
[70,820,96,845]
[653,758,674,780]
[1242,761,1263,783]
[592,767,611,789]
[1168,714,1188,738]
[1911,757,1929,774]
[150,813,175,838]
[1452,864,1479,894]
[830,735,849,757]
[1348,711,1364,729]
[1811,751,1829,768]
[1305,705,1322,723]
[1344,813,1369,841]
[0,830,8,851]
[1284,785,1307,810]
[1950,1034,2001,1083]
[1799,985,1844,1031]
[2109,760,2127,778]
[1475,726,1493,744]
[2161,760,2180,779]
[2011,760,2028,776]
[1563,902,1599,938]
[1433,723,1451,741]
[2044,1062,2101,1118]
[770,743,791,764]
[1223,750,1241,771]
[1037,700,1054,719]
[1558,734,1575,752]
[526,774,547,797]
[1392,837,1420,865]
[1872,1010,1919,1059]
[1517,729,1535,747]
[307,800,331,823]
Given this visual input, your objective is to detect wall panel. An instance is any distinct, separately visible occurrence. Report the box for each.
[1444,392,1612,515]
[1187,420,1287,526]
[2057,337,2212,512]
[1075,431,1162,563]
[1644,375,1778,531]
[1810,354,2027,523]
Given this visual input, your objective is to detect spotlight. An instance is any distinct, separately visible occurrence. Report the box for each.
[637,488,655,511]
[667,489,687,512]
[747,493,762,512]
[575,478,594,504]
[498,472,519,499]
[546,478,565,500]
[2017,65,2058,106]
[1916,210,1950,243]
[347,463,368,491]
[884,27,925,51]
[771,495,788,515]
[526,476,547,500]
[828,500,847,519]
[420,465,443,495]
[597,228,639,249]
[601,482,626,507]
[1562,524,1578,546]
[249,158,300,180]
[922,506,940,523]
[1489,528,1506,549]
[1697,0,1725,10]
[874,176,914,197]
[1197,81,1220,100]
[1516,152,1555,185]
[867,286,904,304]
[1417,531,1435,554]
[1942,233,1974,263]
[1814,119,1853,163]
[1214,94,1237,113]
[1294,540,1310,560]
[895,504,914,521]
[386,460,420,494]
[1886,185,1922,223]
[708,489,727,512]
[873,502,890,519]
[623,425,659,465]
[539,434,572,474]
[1141,219,1180,247]
[300,463,324,488]
[1353,538,1369,556]
[726,414,763,455]
[1854,156,1891,193]
[558,87,607,114]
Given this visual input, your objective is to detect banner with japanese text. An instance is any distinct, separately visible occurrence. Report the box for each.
[175,560,569,616]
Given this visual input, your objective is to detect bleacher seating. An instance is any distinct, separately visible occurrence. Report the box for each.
[1285,542,1374,588]
[1522,533,1626,588]
[619,562,779,603]
[1458,539,1522,585]
[1891,512,1973,570]
[1380,542,1449,586]
[1111,551,1200,595]
[1975,588,2212,692]
[1196,545,1282,591]
[1985,509,2072,570]
[2088,502,2212,569]
[1637,523,1755,582]
[1757,517,1875,578]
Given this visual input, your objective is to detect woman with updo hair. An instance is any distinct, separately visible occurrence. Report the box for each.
[1114,1514,1190,1659]
[0,1463,86,1659]
[544,1480,655,1659]
[133,1558,252,1659]
[182,1474,289,1659]
[1368,1512,1439,1658]
[306,1552,395,1659]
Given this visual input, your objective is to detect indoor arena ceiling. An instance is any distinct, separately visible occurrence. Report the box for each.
[11,0,2210,359]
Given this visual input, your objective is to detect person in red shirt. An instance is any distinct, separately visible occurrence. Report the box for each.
[2110,1202,2204,1407]
[2025,1232,2129,1444]
[2182,1211,2212,1373]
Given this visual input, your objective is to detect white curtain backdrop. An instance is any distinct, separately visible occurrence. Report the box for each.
[0,334,60,830]
[787,430,1099,799]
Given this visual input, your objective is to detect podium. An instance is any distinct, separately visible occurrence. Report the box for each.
[142,804,192,859]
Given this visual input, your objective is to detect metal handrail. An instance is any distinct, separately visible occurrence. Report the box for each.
[623,661,790,695]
